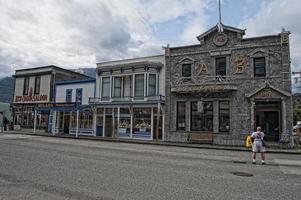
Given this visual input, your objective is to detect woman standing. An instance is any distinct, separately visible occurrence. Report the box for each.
[251,126,266,165]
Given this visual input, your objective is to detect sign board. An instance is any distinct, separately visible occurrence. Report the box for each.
[197,101,204,113]
[15,95,48,102]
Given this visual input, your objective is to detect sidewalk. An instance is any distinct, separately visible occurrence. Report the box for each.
[4,130,301,155]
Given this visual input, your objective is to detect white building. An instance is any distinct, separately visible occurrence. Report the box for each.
[90,55,165,140]
[51,79,96,136]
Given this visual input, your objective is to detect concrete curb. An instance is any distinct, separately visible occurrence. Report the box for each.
[4,131,301,155]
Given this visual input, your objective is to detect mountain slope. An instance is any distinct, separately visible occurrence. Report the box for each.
[0,77,14,103]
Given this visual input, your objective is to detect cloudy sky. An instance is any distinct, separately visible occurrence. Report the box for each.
[0,0,301,80]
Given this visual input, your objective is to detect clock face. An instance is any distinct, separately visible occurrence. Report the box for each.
[213,33,228,46]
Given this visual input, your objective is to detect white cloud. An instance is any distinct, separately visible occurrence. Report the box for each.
[0,0,211,78]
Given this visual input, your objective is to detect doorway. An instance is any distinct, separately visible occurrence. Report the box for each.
[255,101,280,141]
[63,113,70,134]
[105,116,113,137]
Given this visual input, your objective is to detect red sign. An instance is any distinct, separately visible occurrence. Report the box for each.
[15,95,48,102]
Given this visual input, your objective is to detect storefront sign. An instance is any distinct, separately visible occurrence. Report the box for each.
[37,103,76,108]
[254,88,280,98]
[15,95,48,102]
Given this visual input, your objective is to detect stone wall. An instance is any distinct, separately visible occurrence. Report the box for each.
[164,26,293,146]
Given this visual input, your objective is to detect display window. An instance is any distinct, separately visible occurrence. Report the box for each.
[133,108,151,139]
[118,108,131,138]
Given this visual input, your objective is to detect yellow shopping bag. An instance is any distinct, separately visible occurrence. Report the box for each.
[245,135,252,148]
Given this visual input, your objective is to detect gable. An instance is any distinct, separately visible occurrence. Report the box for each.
[196,24,245,44]
[246,83,291,99]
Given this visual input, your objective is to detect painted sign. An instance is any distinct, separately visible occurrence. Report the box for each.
[37,103,76,108]
[15,95,48,102]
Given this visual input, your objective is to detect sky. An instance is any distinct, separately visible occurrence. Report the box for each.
[0,0,301,82]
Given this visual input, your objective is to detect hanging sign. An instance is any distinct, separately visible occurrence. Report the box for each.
[197,101,204,113]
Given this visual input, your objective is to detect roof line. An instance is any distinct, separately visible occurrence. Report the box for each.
[96,54,164,65]
[15,65,91,78]
[56,78,95,85]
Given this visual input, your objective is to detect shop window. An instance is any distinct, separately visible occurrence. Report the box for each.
[182,64,191,77]
[118,108,131,138]
[176,102,186,130]
[66,89,72,102]
[114,77,122,97]
[219,101,230,132]
[216,57,226,76]
[148,74,156,96]
[80,110,93,129]
[254,57,266,77]
[191,101,213,131]
[23,77,30,95]
[102,77,110,97]
[133,108,151,139]
[135,74,144,97]
[34,76,40,94]
[76,88,83,104]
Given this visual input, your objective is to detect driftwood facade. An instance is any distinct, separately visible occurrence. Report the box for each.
[164,24,293,146]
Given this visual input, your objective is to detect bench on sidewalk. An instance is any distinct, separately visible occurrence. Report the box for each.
[188,132,213,144]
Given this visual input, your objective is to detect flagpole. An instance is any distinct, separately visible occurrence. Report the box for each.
[218,0,222,32]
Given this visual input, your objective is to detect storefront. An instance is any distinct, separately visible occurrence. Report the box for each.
[12,65,91,132]
[13,104,50,131]
[94,105,163,140]
[35,103,94,136]
[93,55,166,141]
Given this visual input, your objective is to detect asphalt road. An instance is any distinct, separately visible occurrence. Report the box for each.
[0,133,300,200]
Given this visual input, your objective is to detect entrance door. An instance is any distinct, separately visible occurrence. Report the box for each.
[255,101,280,142]
[64,113,70,134]
[105,116,113,137]
[264,112,279,141]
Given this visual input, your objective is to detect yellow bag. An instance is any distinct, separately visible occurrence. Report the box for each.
[245,135,252,148]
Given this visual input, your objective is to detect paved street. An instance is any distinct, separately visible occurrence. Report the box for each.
[0,133,300,200]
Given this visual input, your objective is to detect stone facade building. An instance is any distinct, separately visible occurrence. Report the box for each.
[164,24,292,146]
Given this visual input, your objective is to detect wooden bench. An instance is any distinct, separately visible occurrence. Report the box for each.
[188,132,213,143]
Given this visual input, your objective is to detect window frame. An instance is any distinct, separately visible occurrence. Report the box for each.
[176,102,186,131]
[113,77,122,97]
[181,64,192,78]
[34,76,40,95]
[148,74,157,96]
[190,101,213,131]
[253,57,266,77]
[134,74,144,97]
[76,88,83,104]
[215,57,227,76]
[219,101,230,132]
[23,77,30,95]
[66,89,73,103]
[101,77,110,98]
